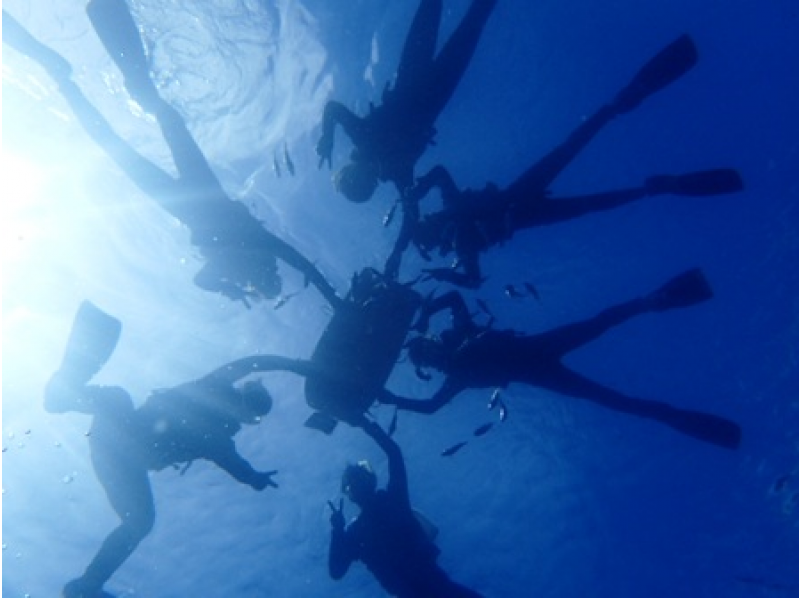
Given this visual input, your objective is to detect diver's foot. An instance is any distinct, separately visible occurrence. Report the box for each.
[646,268,713,311]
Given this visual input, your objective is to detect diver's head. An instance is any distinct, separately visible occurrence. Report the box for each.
[333,162,379,204]
[198,252,282,302]
[236,380,273,424]
[405,335,448,371]
[341,460,377,505]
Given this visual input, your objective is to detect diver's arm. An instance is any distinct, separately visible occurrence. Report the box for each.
[362,421,411,508]
[207,441,278,490]
[317,101,363,168]
[202,356,314,386]
[379,382,463,415]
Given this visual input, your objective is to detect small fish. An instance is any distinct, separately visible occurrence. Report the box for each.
[388,409,398,437]
[383,200,399,227]
[441,441,467,457]
[488,388,501,410]
[504,284,525,298]
[499,402,508,422]
[524,282,541,302]
[284,143,295,176]
[272,154,282,178]
[473,422,494,437]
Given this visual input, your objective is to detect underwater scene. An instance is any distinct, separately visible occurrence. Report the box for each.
[2,0,797,596]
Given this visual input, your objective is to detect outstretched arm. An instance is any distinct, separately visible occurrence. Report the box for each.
[207,440,278,490]
[316,101,364,169]
[379,381,463,416]
[202,355,315,386]
[361,420,411,508]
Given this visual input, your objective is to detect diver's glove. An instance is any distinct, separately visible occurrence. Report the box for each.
[328,498,345,531]
[252,470,279,490]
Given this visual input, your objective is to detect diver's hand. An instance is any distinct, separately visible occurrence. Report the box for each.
[253,470,279,490]
[328,498,345,530]
[316,134,333,169]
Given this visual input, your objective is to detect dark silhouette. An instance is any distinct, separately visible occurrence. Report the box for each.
[209,268,423,434]
[45,301,278,598]
[328,420,482,597]
[395,35,744,287]
[316,0,496,276]
[3,2,340,308]
[380,269,742,449]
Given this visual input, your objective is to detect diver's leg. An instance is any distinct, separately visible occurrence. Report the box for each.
[395,0,442,91]
[534,365,740,449]
[532,295,652,359]
[85,0,221,192]
[512,187,647,228]
[2,10,72,81]
[423,0,497,119]
[535,268,713,359]
[504,105,617,199]
[68,467,155,595]
[2,11,178,202]
[64,395,155,595]
[58,79,182,198]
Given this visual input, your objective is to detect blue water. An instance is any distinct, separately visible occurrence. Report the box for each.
[2,1,796,596]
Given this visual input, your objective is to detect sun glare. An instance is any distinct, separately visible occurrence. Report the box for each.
[0,149,45,264]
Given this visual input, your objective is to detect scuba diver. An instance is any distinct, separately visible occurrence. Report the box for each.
[315,0,497,277]
[380,268,742,449]
[45,302,279,598]
[396,35,744,287]
[328,419,483,597]
[2,3,341,308]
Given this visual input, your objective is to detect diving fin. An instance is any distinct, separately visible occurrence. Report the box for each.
[85,0,158,110]
[647,268,713,311]
[614,34,698,113]
[645,169,744,196]
[661,406,741,449]
[58,301,122,384]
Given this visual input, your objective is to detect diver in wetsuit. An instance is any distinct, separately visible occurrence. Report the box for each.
[328,420,482,597]
[45,302,278,598]
[3,2,340,308]
[399,35,744,287]
[380,269,742,449]
[315,0,497,278]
